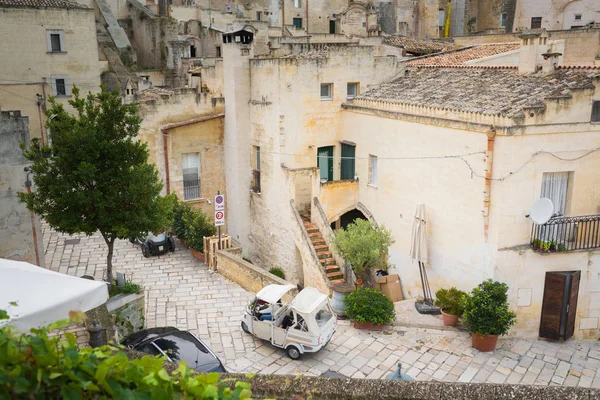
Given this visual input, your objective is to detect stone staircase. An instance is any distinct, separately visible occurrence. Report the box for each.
[300,211,344,285]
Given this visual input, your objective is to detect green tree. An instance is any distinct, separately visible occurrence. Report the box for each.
[19,88,168,285]
[333,219,395,282]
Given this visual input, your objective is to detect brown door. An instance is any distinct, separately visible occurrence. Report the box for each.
[539,271,581,341]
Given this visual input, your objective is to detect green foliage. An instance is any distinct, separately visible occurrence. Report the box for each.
[18,87,169,285]
[172,198,215,252]
[434,287,467,316]
[109,279,142,298]
[462,279,516,336]
[343,287,396,325]
[333,219,395,276]
[268,267,286,280]
[0,311,251,399]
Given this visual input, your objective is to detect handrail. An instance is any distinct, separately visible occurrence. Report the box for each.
[531,214,600,252]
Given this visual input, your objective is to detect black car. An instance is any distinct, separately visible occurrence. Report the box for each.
[130,232,175,258]
[122,327,227,373]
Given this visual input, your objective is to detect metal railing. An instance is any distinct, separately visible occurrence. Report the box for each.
[531,214,600,252]
[183,178,200,200]
[251,170,261,193]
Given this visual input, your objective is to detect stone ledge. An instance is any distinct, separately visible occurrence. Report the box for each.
[106,293,144,313]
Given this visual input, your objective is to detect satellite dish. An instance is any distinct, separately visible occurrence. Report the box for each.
[529,198,554,225]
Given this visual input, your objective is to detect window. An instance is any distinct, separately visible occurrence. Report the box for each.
[531,17,542,29]
[256,11,262,21]
[362,22,366,28]
[46,30,65,52]
[294,0,300,8]
[293,17,303,29]
[51,75,68,96]
[592,101,600,122]
[182,153,200,200]
[252,146,261,193]
[438,9,445,27]
[574,14,582,21]
[500,12,507,28]
[541,172,571,216]
[320,83,332,100]
[190,45,196,57]
[340,142,355,180]
[215,46,222,57]
[368,155,378,186]
[317,146,333,182]
[347,82,359,99]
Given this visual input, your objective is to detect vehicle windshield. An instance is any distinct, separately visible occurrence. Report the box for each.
[152,332,220,372]
[314,304,334,330]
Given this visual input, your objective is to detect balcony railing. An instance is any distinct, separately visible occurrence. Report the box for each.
[183,178,200,200]
[530,214,600,253]
[251,169,261,193]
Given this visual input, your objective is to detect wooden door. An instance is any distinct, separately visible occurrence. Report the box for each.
[539,271,580,341]
[340,143,356,180]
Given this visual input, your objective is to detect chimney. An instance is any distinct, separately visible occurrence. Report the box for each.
[518,29,550,74]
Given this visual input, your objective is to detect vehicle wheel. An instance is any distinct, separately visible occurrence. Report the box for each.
[168,237,175,252]
[142,245,150,258]
[241,321,250,334]
[286,346,301,360]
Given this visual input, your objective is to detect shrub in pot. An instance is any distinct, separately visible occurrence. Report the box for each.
[462,279,516,352]
[434,287,467,327]
[343,287,395,329]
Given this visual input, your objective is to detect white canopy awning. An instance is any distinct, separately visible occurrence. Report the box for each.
[255,284,296,304]
[291,287,328,314]
[0,258,109,332]
[409,203,428,264]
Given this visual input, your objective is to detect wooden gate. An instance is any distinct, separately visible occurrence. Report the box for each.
[203,235,232,270]
[539,270,580,341]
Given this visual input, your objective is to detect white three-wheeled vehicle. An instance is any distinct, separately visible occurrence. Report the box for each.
[241,284,336,359]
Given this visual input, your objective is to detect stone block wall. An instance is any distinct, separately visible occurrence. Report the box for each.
[107,293,145,341]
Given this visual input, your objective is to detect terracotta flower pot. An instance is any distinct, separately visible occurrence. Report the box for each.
[471,333,498,352]
[355,279,363,287]
[190,248,205,262]
[441,311,459,327]
[353,321,383,330]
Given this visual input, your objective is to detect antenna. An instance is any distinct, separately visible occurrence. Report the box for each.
[527,198,554,225]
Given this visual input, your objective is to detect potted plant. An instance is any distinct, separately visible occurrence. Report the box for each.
[463,279,516,352]
[181,204,216,263]
[343,287,395,329]
[333,219,395,287]
[434,287,467,327]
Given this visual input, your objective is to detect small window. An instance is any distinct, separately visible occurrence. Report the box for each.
[438,9,445,27]
[252,146,261,193]
[256,11,262,21]
[320,83,333,100]
[293,17,303,28]
[592,101,600,122]
[47,30,65,52]
[182,153,201,200]
[347,82,359,99]
[541,172,571,216]
[215,46,222,57]
[190,45,196,57]
[368,155,378,186]
[574,14,582,21]
[362,22,366,28]
[294,0,300,8]
[531,17,542,29]
[51,75,68,96]
[500,12,507,28]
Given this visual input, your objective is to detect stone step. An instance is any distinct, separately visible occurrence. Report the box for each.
[325,264,340,272]
[311,239,326,247]
[329,278,345,285]
[320,257,336,266]
[327,271,344,280]
[317,251,331,259]
[314,244,329,252]
[308,232,322,238]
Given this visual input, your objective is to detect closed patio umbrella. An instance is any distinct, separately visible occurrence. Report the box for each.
[0,258,109,332]
[409,204,439,314]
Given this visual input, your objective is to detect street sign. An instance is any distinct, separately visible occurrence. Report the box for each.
[215,210,225,226]
[215,194,225,211]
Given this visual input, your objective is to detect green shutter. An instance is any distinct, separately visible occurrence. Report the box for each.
[341,144,355,180]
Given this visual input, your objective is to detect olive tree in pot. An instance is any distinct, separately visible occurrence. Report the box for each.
[344,287,396,329]
[463,279,516,352]
[333,219,395,287]
[434,287,467,327]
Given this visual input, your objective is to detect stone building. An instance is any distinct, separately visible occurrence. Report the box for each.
[513,0,599,32]
[0,0,101,143]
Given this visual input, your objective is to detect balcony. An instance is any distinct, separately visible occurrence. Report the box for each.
[530,214,600,253]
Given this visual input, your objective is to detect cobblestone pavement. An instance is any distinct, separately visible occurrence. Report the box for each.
[44,227,600,387]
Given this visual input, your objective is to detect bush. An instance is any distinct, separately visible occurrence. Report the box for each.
[462,279,516,336]
[109,279,142,298]
[268,267,285,280]
[173,198,215,252]
[0,310,250,399]
[333,219,395,278]
[434,287,467,316]
[343,287,396,325]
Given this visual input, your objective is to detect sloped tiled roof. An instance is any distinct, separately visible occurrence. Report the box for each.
[405,43,520,67]
[383,36,454,55]
[354,67,599,118]
[0,0,86,8]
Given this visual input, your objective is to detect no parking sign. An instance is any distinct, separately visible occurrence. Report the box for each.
[214,194,225,226]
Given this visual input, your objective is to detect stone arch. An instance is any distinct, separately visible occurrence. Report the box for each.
[329,202,378,229]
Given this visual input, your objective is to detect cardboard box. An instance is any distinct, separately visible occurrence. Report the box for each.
[381,274,403,302]
[371,270,387,291]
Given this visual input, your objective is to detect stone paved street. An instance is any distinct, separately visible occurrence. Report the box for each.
[44,227,600,387]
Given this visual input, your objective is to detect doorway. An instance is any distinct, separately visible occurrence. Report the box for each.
[329,20,336,34]
[317,146,334,182]
[539,270,580,341]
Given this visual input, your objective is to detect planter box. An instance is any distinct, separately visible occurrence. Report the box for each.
[190,248,205,263]
[353,321,383,330]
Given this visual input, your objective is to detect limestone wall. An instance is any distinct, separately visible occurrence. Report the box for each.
[513,0,599,31]
[107,293,145,341]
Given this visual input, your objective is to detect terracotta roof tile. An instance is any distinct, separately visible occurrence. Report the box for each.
[405,43,520,67]
[383,36,454,55]
[354,68,599,118]
[0,0,86,8]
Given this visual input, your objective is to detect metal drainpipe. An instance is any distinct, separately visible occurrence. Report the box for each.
[483,128,496,241]
[162,128,171,194]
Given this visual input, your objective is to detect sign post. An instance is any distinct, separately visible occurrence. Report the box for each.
[214,192,225,249]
